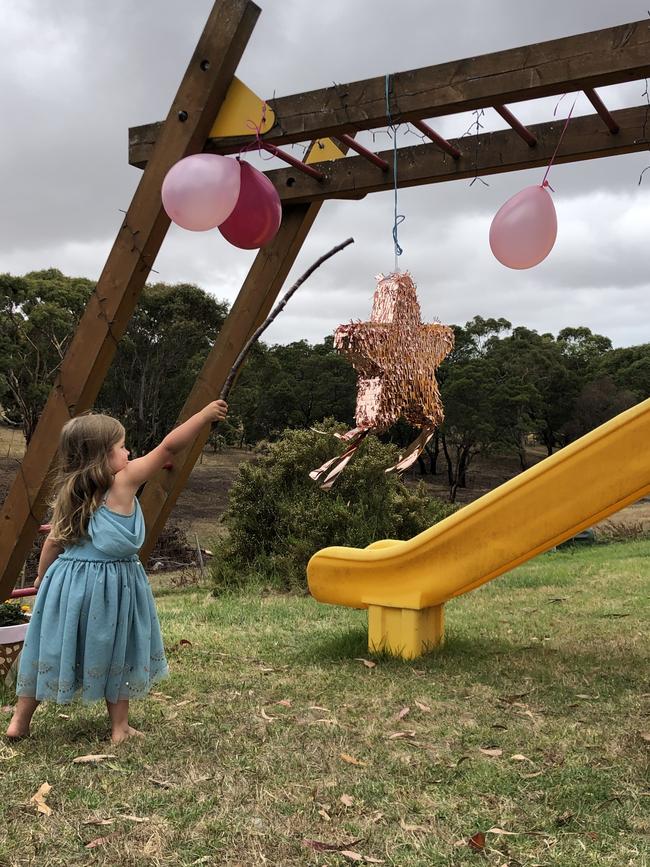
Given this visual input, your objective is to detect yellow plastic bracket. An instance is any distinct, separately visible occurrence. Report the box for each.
[305,138,347,164]
[368,604,445,660]
[209,77,275,138]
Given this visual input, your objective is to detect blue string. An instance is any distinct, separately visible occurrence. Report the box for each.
[385,74,404,271]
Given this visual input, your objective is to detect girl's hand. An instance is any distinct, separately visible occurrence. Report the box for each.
[202,400,228,423]
[34,576,42,590]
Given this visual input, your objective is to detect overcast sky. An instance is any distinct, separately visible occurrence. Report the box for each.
[1,0,649,348]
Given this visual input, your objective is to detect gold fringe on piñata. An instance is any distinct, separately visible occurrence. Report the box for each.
[311,272,454,488]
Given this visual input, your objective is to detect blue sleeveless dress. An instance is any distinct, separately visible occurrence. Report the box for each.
[16,497,168,704]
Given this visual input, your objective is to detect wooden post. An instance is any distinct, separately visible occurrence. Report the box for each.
[0,0,260,599]
[138,201,322,562]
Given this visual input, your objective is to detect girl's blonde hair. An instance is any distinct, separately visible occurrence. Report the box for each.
[49,413,125,546]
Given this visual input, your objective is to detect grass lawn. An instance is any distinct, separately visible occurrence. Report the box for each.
[1,540,648,866]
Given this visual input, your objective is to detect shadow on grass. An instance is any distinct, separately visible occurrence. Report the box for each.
[297,625,647,696]
[295,624,369,663]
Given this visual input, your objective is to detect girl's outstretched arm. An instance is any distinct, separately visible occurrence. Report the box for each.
[115,401,227,493]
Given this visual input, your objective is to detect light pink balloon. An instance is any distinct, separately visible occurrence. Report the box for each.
[489,184,557,269]
[161,154,241,231]
[219,161,282,249]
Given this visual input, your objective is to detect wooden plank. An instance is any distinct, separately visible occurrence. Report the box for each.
[0,0,260,599]
[129,18,650,167]
[138,202,321,563]
[263,105,650,203]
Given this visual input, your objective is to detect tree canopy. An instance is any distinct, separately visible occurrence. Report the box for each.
[1,270,648,502]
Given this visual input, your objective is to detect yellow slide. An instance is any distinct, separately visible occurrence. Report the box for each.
[307,398,650,658]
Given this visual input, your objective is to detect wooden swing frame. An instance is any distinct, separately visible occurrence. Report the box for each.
[2,0,650,596]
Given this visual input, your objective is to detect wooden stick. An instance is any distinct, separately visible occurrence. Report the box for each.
[219,237,354,401]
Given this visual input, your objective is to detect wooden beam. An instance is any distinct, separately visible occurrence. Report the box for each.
[262,105,650,204]
[0,0,260,599]
[129,18,650,168]
[138,202,322,563]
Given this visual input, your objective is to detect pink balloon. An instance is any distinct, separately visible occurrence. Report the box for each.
[162,154,241,231]
[489,184,557,269]
[219,161,282,249]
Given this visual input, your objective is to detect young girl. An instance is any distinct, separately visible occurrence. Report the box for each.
[6,399,227,743]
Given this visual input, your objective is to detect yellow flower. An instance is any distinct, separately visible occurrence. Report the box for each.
[21,604,31,613]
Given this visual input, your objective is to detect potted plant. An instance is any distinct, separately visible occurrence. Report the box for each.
[0,601,30,682]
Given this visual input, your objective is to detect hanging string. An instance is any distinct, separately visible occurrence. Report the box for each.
[385,74,404,272]
[237,101,275,164]
[541,97,577,190]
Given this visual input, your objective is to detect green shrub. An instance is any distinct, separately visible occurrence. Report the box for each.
[210,420,456,592]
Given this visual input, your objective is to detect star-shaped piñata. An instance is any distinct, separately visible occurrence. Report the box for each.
[310,272,454,489]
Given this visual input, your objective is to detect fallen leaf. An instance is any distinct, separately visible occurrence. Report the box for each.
[82,818,115,827]
[468,831,485,851]
[119,814,149,823]
[318,808,331,821]
[303,837,363,852]
[168,638,193,653]
[415,700,431,713]
[148,777,173,789]
[640,732,650,743]
[175,699,193,707]
[520,771,544,779]
[556,810,575,826]
[354,658,376,669]
[400,818,428,833]
[85,836,112,849]
[72,754,117,765]
[309,705,331,712]
[510,754,531,762]
[260,708,276,721]
[343,856,384,864]
[498,690,533,703]
[395,706,410,721]
[388,730,416,740]
[479,747,503,757]
[340,753,367,766]
[487,827,517,836]
[57,713,70,719]
[29,782,52,816]
[276,699,292,707]
[340,794,354,807]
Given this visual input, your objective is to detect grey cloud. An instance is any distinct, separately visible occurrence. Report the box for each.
[1,0,648,348]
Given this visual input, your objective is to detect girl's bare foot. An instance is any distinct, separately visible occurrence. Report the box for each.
[5,698,39,740]
[5,716,30,740]
[111,725,145,744]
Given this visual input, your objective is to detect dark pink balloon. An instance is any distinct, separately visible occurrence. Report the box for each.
[219,161,282,249]
[489,184,557,269]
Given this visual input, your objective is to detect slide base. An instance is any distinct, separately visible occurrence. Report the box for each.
[368,603,445,659]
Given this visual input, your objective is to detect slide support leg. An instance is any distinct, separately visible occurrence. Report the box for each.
[367,604,445,659]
